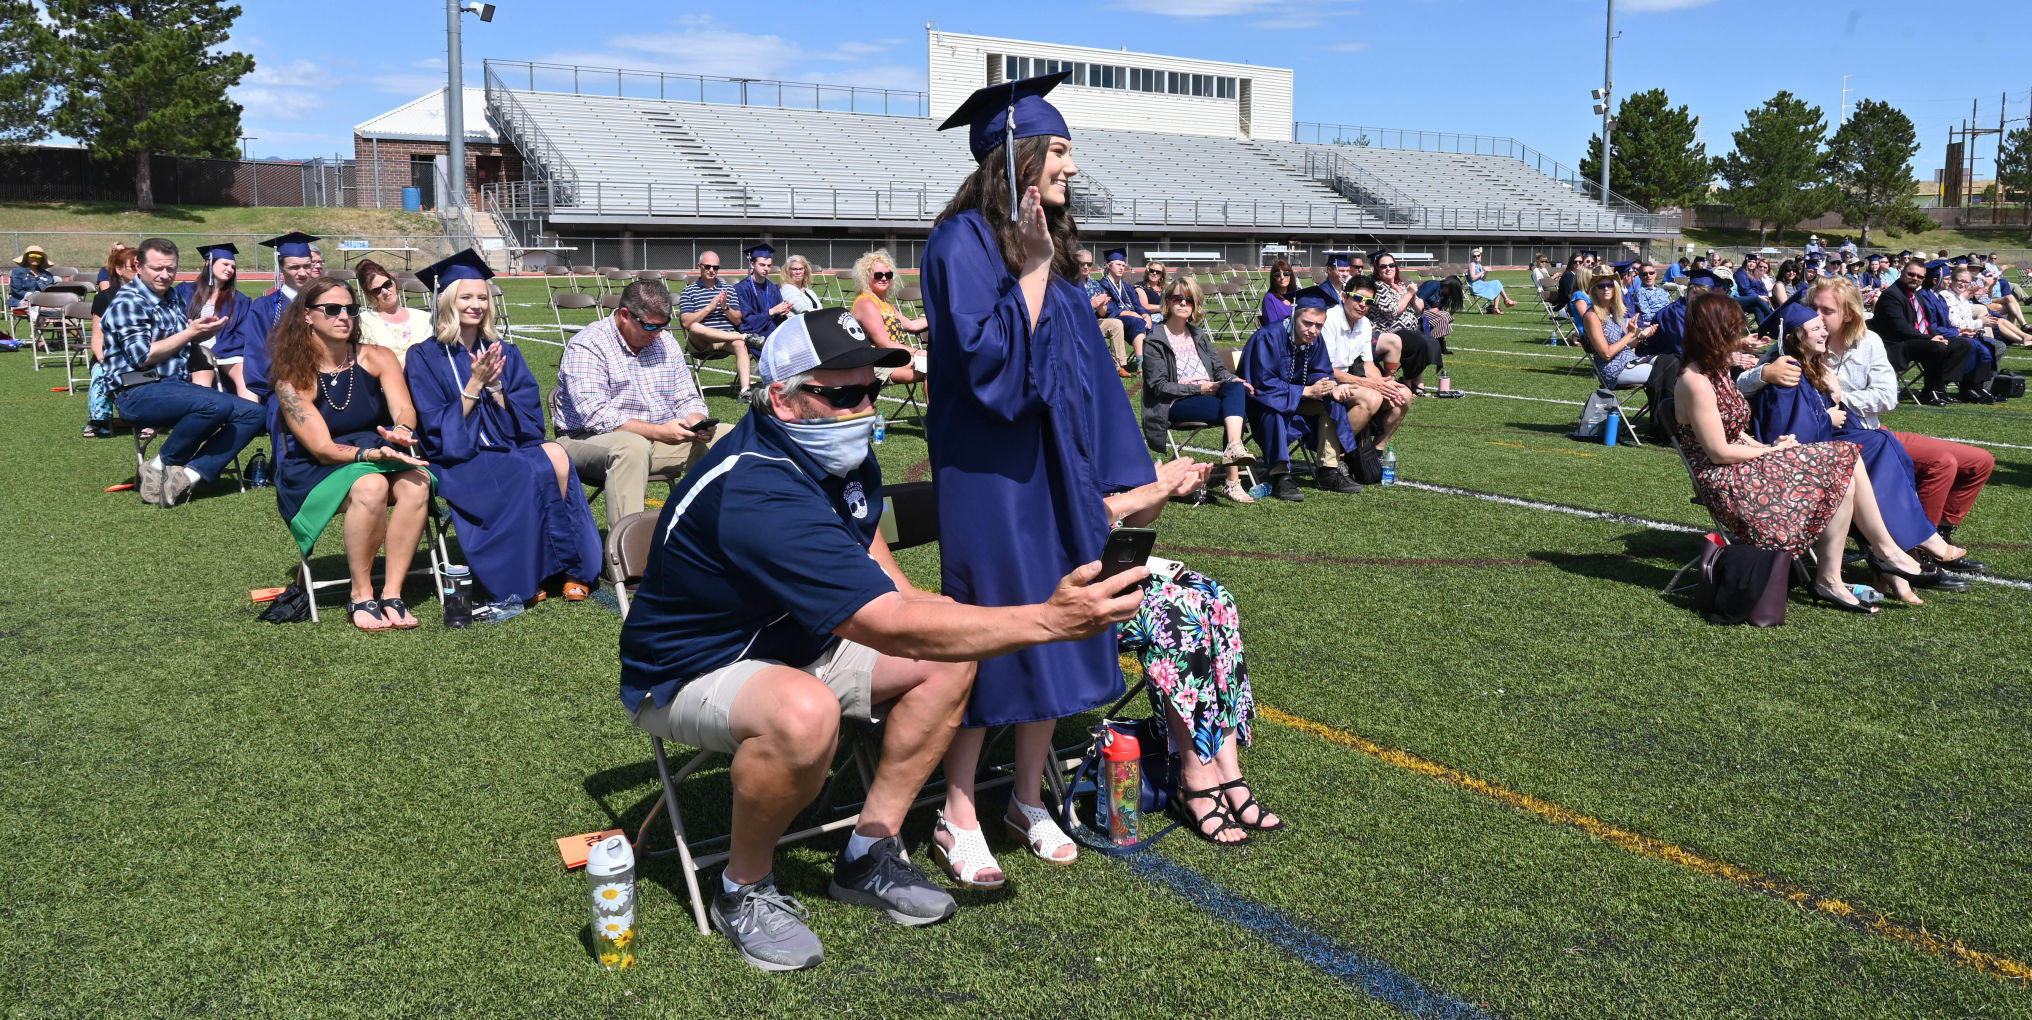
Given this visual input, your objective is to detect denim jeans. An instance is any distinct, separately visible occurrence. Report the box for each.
[1168,379,1248,424]
[115,378,265,482]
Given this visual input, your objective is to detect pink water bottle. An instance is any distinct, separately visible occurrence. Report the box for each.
[1102,729,1142,846]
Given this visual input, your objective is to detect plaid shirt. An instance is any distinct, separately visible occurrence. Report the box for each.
[549,314,707,436]
[100,278,191,381]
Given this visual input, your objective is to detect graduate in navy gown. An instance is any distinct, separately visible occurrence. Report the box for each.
[920,72,1163,872]
[1240,286,1359,500]
[223,231,323,403]
[170,243,258,392]
[403,249,602,607]
[731,242,788,344]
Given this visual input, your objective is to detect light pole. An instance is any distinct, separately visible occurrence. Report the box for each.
[444,1,496,210]
[239,135,256,160]
[1593,0,1615,205]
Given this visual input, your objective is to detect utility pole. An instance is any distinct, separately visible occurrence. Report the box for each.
[1598,0,1614,204]
[1838,74,1852,125]
[444,1,496,210]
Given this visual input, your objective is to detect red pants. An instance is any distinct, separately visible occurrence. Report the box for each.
[1892,431,1994,526]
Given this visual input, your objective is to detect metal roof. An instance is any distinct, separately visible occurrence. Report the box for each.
[354,87,501,144]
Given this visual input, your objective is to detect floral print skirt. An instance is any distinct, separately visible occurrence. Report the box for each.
[1119,568,1254,764]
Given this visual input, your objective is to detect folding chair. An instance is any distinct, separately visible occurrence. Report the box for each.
[601,269,630,297]
[296,495,453,623]
[400,279,430,310]
[60,298,94,393]
[489,282,512,332]
[27,292,74,370]
[1162,417,1257,490]
[1540,290,1578,345]
[551,291,599,338]
[541,264,574,299]
[1661,429,1734,595]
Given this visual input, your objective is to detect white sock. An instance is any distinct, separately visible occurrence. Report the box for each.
[182,466,202,483]
[844,830,882,862]
[148,456,163,469]
[721,872,750,895]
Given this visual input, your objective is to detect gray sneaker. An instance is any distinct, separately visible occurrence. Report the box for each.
[160,466,196,507]
[828,836,956,926]
[138,458,164,506]
[709,875,824,972]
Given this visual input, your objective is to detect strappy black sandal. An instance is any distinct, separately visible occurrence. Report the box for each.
[348,599,390,631]
[378,596,419,629]
[1174,783,1251,846]
[1215,778,1286,832]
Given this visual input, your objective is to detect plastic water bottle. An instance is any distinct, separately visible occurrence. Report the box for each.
[442,564,474,629]
[586,834,637,970]
[1248,481,1272,500]
[1100,729,1142,846]
[246,450,269,488]
[870,413,886,445]
[1380,447,1397,486]
[1604,411,1621,447]
[1437,368,1452,395]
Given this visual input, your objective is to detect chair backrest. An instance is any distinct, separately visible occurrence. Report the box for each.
[29,291,72,310]
[599,294,622,311]
[543,265,571,276]
[1222,348,1245,375]
[64,299,94,321]
[49,266,82,280]
[878,480,939,551]
[604,509,662,615]
[553,292,599,310]
[596,266,622,276]
[570,264,596,276]
[635,270,663,282]
[326,268,358,281]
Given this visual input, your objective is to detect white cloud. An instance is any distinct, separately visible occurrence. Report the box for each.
[232,58,325,122]
[1323,42,1369,53]
[531,15,926,91]
[1108,0,1282,13]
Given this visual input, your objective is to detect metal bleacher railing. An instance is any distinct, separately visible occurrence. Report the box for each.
[485,62,581,208]
[1292,120,1679,232]
[486,58,930,119]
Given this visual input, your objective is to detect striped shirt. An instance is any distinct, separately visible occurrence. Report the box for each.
[549,314,707,436]
[678,279,734,332]
[100,278,191,381]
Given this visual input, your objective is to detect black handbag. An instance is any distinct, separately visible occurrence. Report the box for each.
[1992,369,2026,398]
[1696,543,1794,626]
[256,581,312,624]
[1347,418,1386,485]
[1056,715,1180,856]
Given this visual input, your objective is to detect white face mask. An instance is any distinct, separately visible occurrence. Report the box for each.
[779,411,875,477]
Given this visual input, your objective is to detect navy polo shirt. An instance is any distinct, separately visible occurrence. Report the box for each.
[618,411,895,712]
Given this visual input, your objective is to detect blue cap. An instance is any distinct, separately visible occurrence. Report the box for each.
[1580,249,1599,258]
[1103,248,1127,264]
[1949,256,1969,266]
[1924,259,1948,270]
[1685,271,1725,289]
[1292,285,1334,311]
[1326,253,1351,268]
[938,71,1072,162]
[743,243,774,261]
[260,232,321,259]
[416,248,495,296]
[197,243,239,262]
[1612,259,1636,271]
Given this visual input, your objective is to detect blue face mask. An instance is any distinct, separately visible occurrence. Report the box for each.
[779,411,876,477]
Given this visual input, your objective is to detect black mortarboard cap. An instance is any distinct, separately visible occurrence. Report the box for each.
[197,242,239,262]
[260,232,321,259]
[938,71,1072,222]
[416,248,495,297]
[744,243,774,261]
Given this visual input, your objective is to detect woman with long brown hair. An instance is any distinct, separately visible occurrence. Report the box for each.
[1671,292,1935,613]
[921,73,1201,884]
[1260,257,1298,327]
[354,258,428,364]
[269,276,433,631]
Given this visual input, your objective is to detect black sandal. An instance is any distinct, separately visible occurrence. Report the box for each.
[379,596,419,629]
[1215,778,1285,832]
[1174,783,1251,846]
[348,599,390,630]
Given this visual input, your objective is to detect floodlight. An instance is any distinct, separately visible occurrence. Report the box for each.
[1591,88,1606,100]
[466,2,495,21]
[1593,103,1608,115]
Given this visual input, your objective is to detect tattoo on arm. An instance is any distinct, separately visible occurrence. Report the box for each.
[278,387,309,426]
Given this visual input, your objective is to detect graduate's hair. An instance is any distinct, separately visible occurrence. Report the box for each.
[1779,314,1837,401]
[1267,258,1296,299]
[185,249,238,319]
[1584,272,1623,321]
[1682,292,1744,376]
[433,278,498,345]
[268,278,360,396]
[852,249,897,294]
[936,134,1082,283]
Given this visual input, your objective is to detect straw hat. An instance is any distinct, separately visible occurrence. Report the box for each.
[12,245,48,266]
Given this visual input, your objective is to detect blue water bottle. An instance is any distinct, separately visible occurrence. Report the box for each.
[1603,411,1621,447]
[1379,447,1397,486]
[870,413,886,446]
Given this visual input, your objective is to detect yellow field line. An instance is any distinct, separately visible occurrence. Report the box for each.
[1485,441,1599,459]
[1257,704,2032,984]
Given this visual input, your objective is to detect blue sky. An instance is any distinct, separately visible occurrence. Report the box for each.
[232,0,2027,188]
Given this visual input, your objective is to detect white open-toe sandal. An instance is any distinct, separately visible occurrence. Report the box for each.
[1004,799,1078,866]
[929,810,1007,890]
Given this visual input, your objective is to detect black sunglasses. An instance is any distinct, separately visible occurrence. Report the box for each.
[311,302,359,318]
[627,310,670,332]
[367,280,396,295]
[1169,295,1194,305]
[698,262,719,270]
[1375,261,1396,270]
[803,381,884,409]
[871,271,894,281]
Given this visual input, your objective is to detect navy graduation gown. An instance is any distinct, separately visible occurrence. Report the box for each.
[1748,379,1933,549]
[172,282,259,376]
[733,276,784,340]
[231,288,290,402]
[405,338,603,603]
[923,210,1156,728]
[1240,318,1354,464]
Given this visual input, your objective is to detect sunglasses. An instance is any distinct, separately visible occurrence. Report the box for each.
[310,302,359,318]
[1169,295,1194,306]
[803,381,884,409]
[871,271,894,281]
[1078,259,1094,266]
[367,280,396,295]
[628,312,671,332]
[1375,262,1396,270]
[1346,294,1372,305]
[698,262,719,270]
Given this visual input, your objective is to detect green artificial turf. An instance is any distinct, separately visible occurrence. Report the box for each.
[3,270,2029,1017]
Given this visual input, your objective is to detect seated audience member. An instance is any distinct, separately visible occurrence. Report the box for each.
[1370,251,1444,392]
[85,244,140,437]
[1097,248,1153,370]
[1422,276,1464,343]
[1733,255,1774,320]
[355,259,429,365]
[679,250,754,400]
[1672,292,1935,614]
[1744,303,1975,604]
[230,232,324,402]
[1740,276,1994,558]
[1868,259,1972,406]
[733,243,790,344]
[617,310,1149,971]
[551,279,731,530]
[778,255,824,314]
[1664,256,1689,283]
[1137,261,1167,316]
[1241,286,1362,500]
[1529,253,1559,297]
[849,250,927,389]
[103,238,262,507]
[1628,261,1672,326]
[1320,277,1412,448]
[1939,267,2011,401]
[1978,267,2026,332]
[269,277,435,630]
[1770,259,1801,307]
[1140,276,1257,503]
[171,243,255,392]
[10,245,55,309]
[1552,252,1587,310]
[1575,273,1659,387]
[1317,252,1354,304]
[1260,258,1298,328]
[1467,248,1518,313]
[1076,249,1130,373]
[404,250,603,606]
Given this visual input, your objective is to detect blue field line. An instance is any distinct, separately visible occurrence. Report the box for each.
[1123,853,1498,1019]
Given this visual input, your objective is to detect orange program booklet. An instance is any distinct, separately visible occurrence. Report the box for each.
[557,829,625,870]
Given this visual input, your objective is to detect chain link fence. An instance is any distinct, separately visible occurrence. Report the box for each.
[7,232,456,276]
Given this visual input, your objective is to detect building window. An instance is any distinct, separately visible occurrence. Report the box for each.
[1000,53,1235,99]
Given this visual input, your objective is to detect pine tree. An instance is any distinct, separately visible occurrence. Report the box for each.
[1823,99,1927,247]
[44,1,253,210]
[0,0,52,148]
[1996,126,2032,243]
[1577,88,1709,211]
[1712,91,1832,244]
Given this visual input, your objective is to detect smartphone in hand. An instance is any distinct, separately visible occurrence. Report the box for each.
[1097,527,1157,584]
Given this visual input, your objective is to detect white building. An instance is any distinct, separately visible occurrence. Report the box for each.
[925,30,1294,142]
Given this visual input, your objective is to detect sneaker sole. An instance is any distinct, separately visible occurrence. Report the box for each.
[826,880,956,926]
[708,911,823,972]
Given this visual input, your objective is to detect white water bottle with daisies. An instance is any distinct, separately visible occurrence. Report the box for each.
[586,835,637,969]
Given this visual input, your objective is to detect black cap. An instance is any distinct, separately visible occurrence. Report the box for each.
[756,308,910,382]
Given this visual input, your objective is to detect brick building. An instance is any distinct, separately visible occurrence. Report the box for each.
[353,87,523,210]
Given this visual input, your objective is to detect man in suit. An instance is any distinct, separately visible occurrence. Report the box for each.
[1868,258,1972,406]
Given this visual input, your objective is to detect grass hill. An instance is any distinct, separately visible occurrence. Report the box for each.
[0,201,442,269]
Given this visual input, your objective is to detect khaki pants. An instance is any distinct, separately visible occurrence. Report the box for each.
[558,424,732,528]
[1294,397,1347,470]
[1097,316,1127,367]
